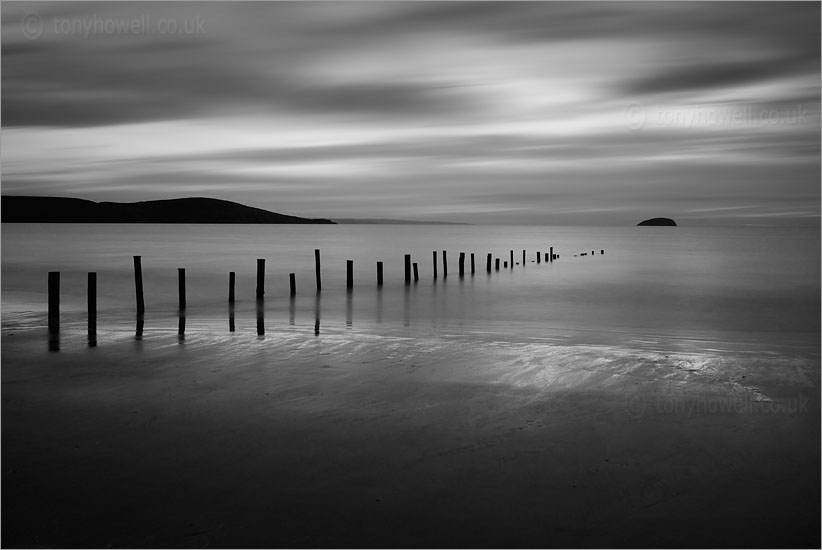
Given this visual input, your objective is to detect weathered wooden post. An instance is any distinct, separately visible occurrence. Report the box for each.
[537,251,541,264]
[601,250,604,255]
[257,303,264,336]
[377,261,384,286]
[550,246,554,262]
[178,314,185,338]
[495,258,500,271]
[346,260,354,290]
[504,261,508,268]
[442,251,448,277]
[88,272,96,346]
[178,268,186,310]
[228,272,236,303]
[522,250,526,265]
[48,271,59,334]
[470,253,475,274]
[432,251,438,279]
[289,273,296,296]
[486,253,492,273]
[413,262,419,282]
[133,256,145,315]
[404,254,411,285]
[510,250,514,269]
[315,249,322,292]
[458,252,465,277]
[229,305,235,332]
[256,258,265,300]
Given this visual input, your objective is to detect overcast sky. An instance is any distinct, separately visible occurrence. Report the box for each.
[2,1,819,225]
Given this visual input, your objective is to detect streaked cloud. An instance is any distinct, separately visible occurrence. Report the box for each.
[1,1,818,225]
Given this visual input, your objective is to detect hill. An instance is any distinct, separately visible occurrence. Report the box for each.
[1,196,335,224]
[637,217,677,226]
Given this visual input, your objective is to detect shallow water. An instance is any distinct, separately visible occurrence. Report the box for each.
[2,223,819,356]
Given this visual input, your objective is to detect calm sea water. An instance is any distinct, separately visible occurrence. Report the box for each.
[2,224,819,356]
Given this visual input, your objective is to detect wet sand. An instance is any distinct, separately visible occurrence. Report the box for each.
[2,325,819,548]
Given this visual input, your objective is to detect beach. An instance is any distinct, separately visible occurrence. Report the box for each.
[3,319,819,548]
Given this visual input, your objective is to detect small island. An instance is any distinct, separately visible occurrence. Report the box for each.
[637,217,677,226]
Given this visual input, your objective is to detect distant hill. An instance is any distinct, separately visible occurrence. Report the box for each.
[637,217,677,226]
[333,218,468,225]
[1,196,335,224]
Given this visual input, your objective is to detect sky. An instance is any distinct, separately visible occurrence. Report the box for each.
[1,1,819,225]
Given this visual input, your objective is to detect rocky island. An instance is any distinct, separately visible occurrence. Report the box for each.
[637,217,677,226]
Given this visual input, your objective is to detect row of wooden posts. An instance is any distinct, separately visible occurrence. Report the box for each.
[46,247,607,338]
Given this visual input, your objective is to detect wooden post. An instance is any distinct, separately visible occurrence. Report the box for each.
[315,249,322,292]
[510,250,514,269]
[470,253,475,274]
[522,250,525,265]
[495,258,500,271]
[377,262,384,286]
[504,261,508,268]
[88,272,96,346]
[133,256,145,315]
[413,262,419,282]
[486,253,492,273]
[592,250,595,255]
[442,251,448,277]
[537,251,541,264]
[257,303,264,336]
[228,271,235,303]
[178,314,185,337]
[289,273,296,296]
[601,250,604,255]
[48,271,59,333]
[178,268,186,310]
[229,304,235,332]
[256,258,265,300]
[550,247,554,262]
[404,254,411,285]
[346,260,354,290]
[458,252,465,277]
[432,251,438,279]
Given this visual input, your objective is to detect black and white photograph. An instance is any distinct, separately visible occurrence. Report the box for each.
[1,1,820,548]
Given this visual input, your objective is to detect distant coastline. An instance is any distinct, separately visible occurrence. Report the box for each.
[1,196,335,224]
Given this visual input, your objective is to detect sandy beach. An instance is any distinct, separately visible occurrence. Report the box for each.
[2,322,819,548]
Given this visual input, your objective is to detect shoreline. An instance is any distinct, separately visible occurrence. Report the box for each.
[2,325,819,547]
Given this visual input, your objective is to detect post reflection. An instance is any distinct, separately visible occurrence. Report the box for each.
[135,314,144,340]
[256,301,265,337]
[376,288,383,324]
[289,297,296,326]
[314,295,321,336]
[346,292,353,328]
[48,330,59,352]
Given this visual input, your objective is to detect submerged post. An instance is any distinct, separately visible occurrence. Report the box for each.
[510,250,513,269]
[486,253,492,273]
[228,271,236,303]
[315,249,322,293]
[413,262,419,282]
[537,251,541,264]
[346,260,354,290]
[256,259,265,300]
[133,256,145,315]
[48,271,59,334]
[289,273,296,296]
[550,247,554,262]
[88,272,96,346]
[522,250,525,265]
[442,251,448,278]
[601,249,605,255]
[504,261,508,268]
[404,254,412,285]
[178,268,186,310]
[470,253,475,274]
[495,258,500,271]
[458,252,465,277]
[432,251,438,279]
[377,261,384,286]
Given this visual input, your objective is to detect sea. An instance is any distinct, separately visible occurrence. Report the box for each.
[1,223,819,359]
